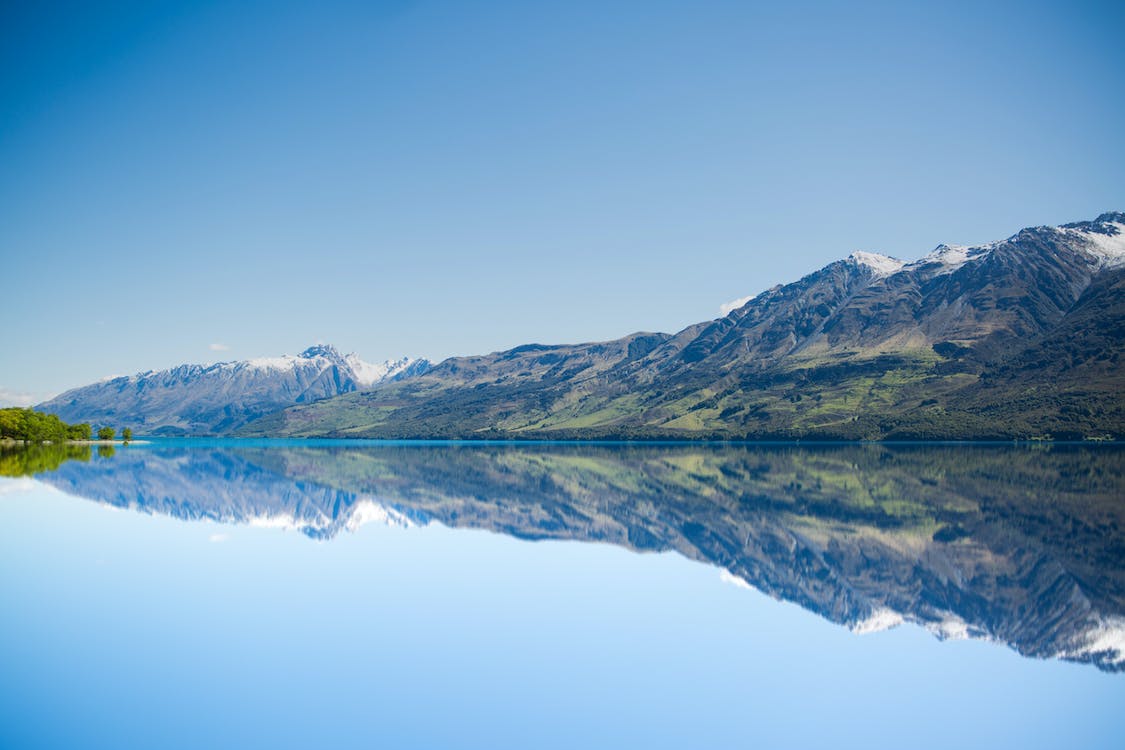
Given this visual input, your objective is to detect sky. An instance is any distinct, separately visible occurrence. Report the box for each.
[2,0,1124,403]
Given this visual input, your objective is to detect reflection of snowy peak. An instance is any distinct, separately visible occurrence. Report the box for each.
[37,345,430,435]
[40,448,425,539]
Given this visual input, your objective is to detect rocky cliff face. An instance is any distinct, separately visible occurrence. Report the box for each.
[38,345,430,435]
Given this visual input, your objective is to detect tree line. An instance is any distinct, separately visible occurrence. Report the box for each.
[0,408,132,443]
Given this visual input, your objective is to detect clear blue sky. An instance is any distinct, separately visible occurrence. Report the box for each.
[2,0,1123,403]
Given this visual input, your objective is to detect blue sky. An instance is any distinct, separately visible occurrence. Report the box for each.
[2,0,1123,402]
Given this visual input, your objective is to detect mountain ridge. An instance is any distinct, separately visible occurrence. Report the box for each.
[38,345,430,435]
[240,212,1125,440]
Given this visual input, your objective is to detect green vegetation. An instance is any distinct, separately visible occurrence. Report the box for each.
[238,347,1123,440]
[0,443,92,476]
[0,408,134,444]
[0,407,92,443]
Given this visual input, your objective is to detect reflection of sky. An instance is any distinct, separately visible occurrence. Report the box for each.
[1,480,1122,749]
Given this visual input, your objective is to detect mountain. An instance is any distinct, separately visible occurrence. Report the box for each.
[38,345,430,435]
[20,441,1125,671]
[241,212,1125,439]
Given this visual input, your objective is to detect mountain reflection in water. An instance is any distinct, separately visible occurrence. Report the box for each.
[9,441,1124,672]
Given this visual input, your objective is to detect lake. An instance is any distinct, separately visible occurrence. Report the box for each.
[1,440,1123,748]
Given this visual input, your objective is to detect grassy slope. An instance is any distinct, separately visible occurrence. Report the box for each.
[241,343,1120,439]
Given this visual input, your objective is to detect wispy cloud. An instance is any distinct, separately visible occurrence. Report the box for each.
[208,533,229,543]
[719,295,754,316]
[209,343,231,352]
[0,386,45,407]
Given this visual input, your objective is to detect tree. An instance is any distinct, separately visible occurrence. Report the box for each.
[68,423,93,441]
[0,408,93,443]
[97,426,115,441]
[121,427,133,443]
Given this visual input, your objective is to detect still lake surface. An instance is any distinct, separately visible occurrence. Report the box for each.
[1,440,1123,748]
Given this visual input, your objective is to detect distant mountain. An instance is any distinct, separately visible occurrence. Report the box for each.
[38,345,430,435]
[242,212,1125,440]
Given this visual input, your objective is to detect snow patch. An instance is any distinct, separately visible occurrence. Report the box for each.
[848,251,905,278]
[345,497,416,531]
[719,570,753,589]
[914,243,994,275]
[1079,617,1125,666]
[345,354,420,387]
[850,607,905,634]
[923,613,982,641]
[1061,221,1125,268]
[241,355,302,372]
[247,514,308,531]
[1054,616,1125,667]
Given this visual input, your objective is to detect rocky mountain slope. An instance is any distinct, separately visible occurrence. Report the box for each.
[242,212,1125,439]
[38,345,429,435]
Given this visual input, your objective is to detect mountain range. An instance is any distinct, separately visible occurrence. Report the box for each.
[38,212,1125,439]
[240,212,1125,439]
[37,345,430,435]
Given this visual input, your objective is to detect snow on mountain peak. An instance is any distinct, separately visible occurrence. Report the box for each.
[914,242,995,275]
[848,251,905,278]
[241,354,301,372]
[299,344,344,360]
[344,353,418,386]
[224,345,424,387]
[849,607,905,635]
[1059,218,1125,268]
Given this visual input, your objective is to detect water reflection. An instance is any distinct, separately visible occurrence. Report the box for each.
[0,443,92,476]
[8,441,1124,672]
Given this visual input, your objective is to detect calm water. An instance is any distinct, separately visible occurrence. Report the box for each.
[1,441,1123,748]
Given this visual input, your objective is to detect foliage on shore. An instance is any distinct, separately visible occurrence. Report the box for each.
[0,407,131,444]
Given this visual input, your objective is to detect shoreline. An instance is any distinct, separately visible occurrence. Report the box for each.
[0,438,149,447]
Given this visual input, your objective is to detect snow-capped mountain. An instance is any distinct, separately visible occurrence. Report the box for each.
[243,212,1125,440]
[841,210,1124,282]
[37,345,430,435]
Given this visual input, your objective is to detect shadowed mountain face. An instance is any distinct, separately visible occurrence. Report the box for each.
[241,213,1125,440]
[14,441,1125,672]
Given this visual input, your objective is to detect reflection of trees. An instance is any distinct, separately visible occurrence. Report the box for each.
[0,444,92,477]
